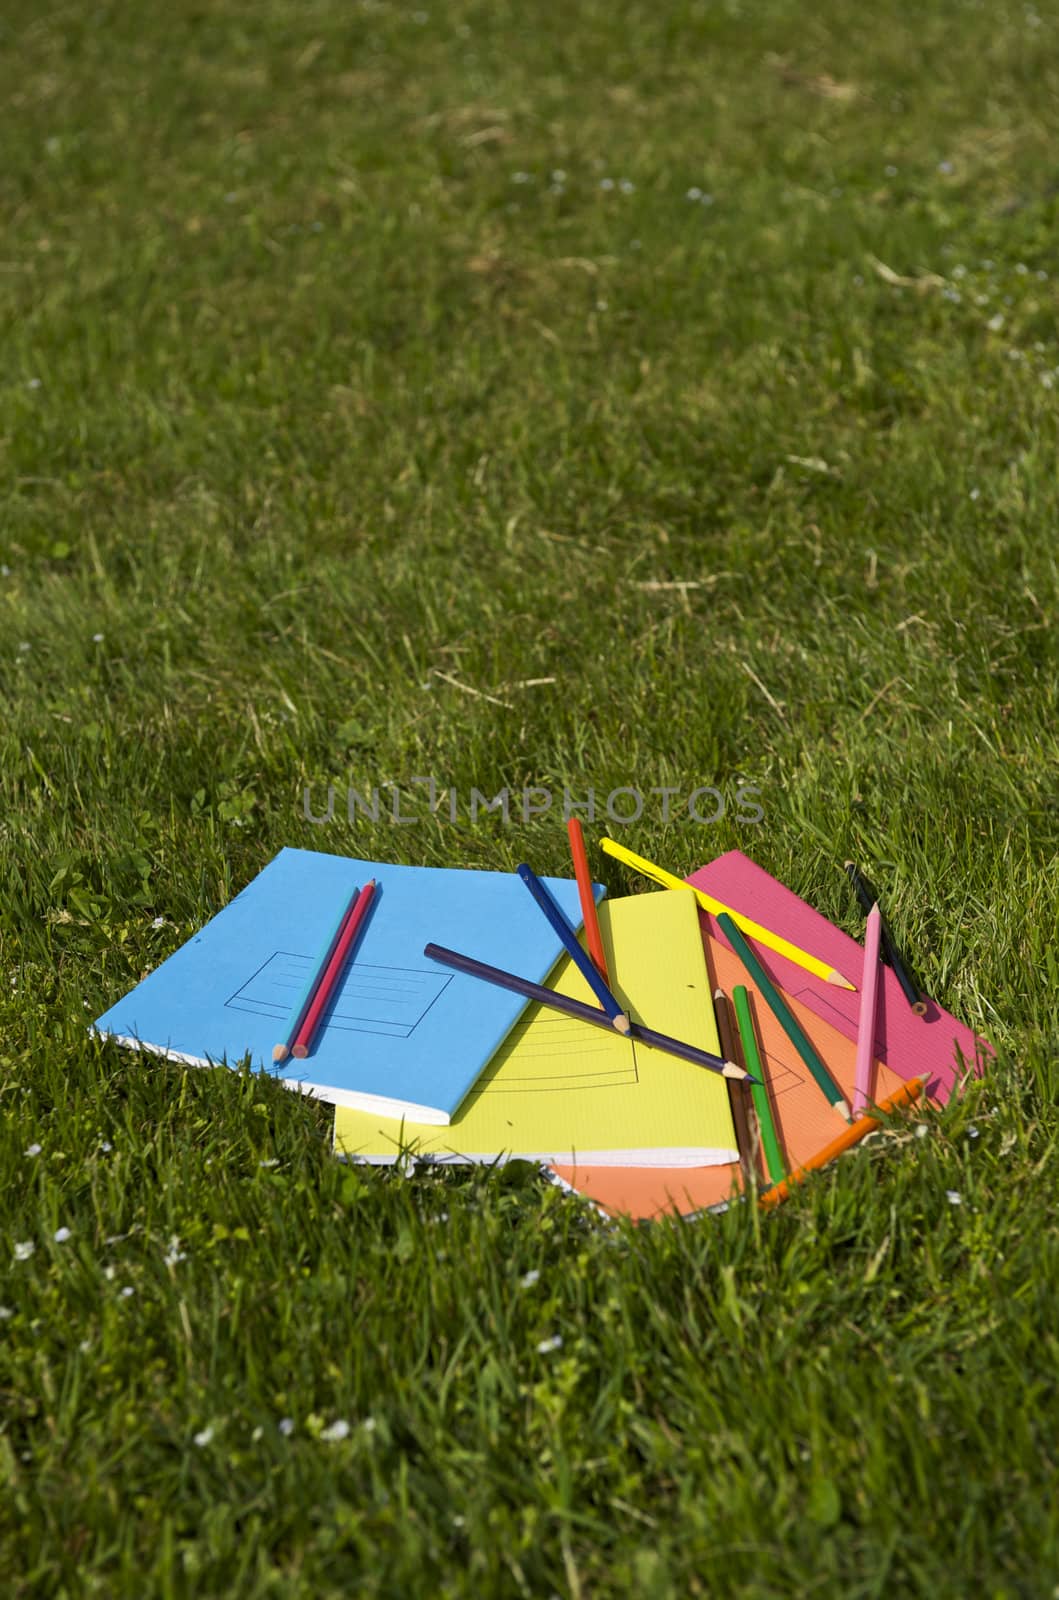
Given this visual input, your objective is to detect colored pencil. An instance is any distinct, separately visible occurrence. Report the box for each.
[732,984,786,1185]
[273,887,361,1063]
[713,988,756,1182]
[759,1077,926,1209]
[291,880,377,1059]
[600,836,856,990]
[424,942,756,1081]
[516,862,630,1033]
[567,818,610,985]
[853,903,883,1116]
[717,910,852,1123]
[845,861,928,1016]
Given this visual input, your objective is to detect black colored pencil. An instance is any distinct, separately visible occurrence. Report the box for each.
[424,943,757,1082]
[844,862,928,1016]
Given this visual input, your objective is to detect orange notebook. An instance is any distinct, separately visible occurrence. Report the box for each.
[550,929,908,1220]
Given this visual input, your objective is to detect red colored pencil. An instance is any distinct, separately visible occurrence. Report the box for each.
[566,817,610,985]
[291,879,377,1060]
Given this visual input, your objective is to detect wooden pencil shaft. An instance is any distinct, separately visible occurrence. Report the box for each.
[600,835,855,989]
[852,904,883,1117]
[718,911,849,1118]
[759,1077,926,1208]
[732,985,786,1185]
[291,880,376,1059]
[567,818,610,985]
[424,942,745,1079]
[517,862,627,1026]
[274,886,360,1061]
[713,991,756,1181]
[844,862,923,1009]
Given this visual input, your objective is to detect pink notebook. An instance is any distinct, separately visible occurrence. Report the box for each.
[687,852,989,1104]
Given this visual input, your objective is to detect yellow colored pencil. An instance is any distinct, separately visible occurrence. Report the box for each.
[599,836,856,991]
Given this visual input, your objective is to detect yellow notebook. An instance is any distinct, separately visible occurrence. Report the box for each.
[332,889,739,1167]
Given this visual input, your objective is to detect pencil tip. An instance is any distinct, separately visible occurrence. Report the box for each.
[291,1045,308,1060]
[272,1045,288,1062]
[835,1100,853,1123]
[713,987,726,1000]
[829,969,857,990]
[613,1014,632,1034]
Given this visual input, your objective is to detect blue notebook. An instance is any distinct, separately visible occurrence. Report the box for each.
[92,847,600,1124]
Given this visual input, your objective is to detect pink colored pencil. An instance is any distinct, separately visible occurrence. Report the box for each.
[853,902,883,1115]
[291,879,377,1059]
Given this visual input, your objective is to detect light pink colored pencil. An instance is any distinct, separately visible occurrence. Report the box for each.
[853,903,883,1116]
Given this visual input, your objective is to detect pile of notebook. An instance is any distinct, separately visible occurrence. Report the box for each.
[92,828,988,1220]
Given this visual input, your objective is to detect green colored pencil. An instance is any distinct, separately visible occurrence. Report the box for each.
[718,911,851,1124]
[732,985,786,1186]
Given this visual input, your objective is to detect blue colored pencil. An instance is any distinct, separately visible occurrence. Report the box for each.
[516,862,630,1033]
[272,885,361,1063]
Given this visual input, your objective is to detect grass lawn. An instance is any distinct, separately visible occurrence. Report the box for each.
[2,0,1058,1592]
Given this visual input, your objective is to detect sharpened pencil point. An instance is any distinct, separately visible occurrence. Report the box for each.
[613,1013,632,1035]
[721,1061,749,1080]
[834,1099,853,1124]
[828,969,857,990]
[291,1045,309,1060]
[272,1044,289,1063]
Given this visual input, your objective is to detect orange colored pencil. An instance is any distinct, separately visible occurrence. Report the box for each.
[758,1077,926,1209]
[567,817,609,985]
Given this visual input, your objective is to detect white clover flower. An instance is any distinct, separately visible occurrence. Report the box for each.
[599,177,614,191]
[686,186,702,199]
[278,1417,295,1436]
[519,1269,540,1288]
[120,1285,135,1298]
[946,1190,962,1206]
[619,179,634,193]
[321,1419,351,1442]
[54,1227,71,1243]
[987,313,1005,332]
[92,633,104,643]
[193,1426,214,1447]
[968,1125,979,1138]
[968,489,980,502]
[100,1141,112,1153]
[151,916,166,929]
[25,1143,41,1157]
[13,1242,34,1262]
[0,1306,12,1320]
[536,1334,563,1354]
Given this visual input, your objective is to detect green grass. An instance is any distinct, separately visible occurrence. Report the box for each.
[2,0,1058,1591]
